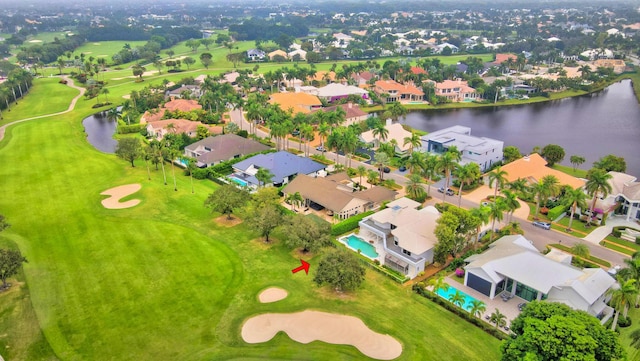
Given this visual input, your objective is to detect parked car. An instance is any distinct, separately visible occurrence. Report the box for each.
[532,221,551,230]
[380,166,391,173]
[437,187,455,196]
[315,146,325,152]
[399,165,407,172]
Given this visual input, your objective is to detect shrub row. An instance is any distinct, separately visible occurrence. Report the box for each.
[358,259,408,284]
[412,284,508,340]
[116,124,145,134]
[547,204,567,221]
[330,211,375,236]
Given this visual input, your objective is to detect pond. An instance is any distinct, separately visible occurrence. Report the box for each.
[82,111,117,153]
[402,79,640,176]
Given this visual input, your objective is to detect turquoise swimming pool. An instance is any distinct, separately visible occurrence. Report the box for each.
[342,234,379,259]
[436,285,479,312]
[229,175,248,187]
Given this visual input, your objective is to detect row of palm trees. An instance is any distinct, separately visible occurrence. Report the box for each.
[608,252,640,331]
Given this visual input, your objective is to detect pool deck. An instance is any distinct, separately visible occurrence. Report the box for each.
[340,234,384,262]
[444,276,524,328]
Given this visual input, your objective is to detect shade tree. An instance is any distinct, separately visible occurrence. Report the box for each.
[540,144,565,166]
[204,184,250,220]
[115,138,142,167]
[281,214,332,253]
[0,248,27,289]
[313,250,366,292]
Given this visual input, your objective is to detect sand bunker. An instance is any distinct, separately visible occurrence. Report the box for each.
[258,287,288,303]
[28,40,43,43]
[242,310,402,360]
[100,184,142,209]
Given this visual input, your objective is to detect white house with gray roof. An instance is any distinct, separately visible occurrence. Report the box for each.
[464,235,615,323]
[358,198,440,279]
[420,125,503,172]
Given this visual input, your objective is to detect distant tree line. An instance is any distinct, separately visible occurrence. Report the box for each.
[228,17,308,42]
[16,35,85,65]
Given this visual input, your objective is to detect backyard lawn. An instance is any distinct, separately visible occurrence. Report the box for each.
[0,78,502,360]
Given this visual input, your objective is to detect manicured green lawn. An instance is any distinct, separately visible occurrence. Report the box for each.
[0,77,79,126]
[0,78,502,360]
[74,41,147,59]
[551,164,588,178]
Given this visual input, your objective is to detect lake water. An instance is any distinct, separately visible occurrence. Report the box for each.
[402,79,640,176]
[82,111,117,153]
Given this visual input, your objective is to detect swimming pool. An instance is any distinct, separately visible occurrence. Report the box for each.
[229,175,248,187]
[436,285,479,312]
[342,234,379,259]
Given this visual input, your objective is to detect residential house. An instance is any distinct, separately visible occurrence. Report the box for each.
[498,153,585,189]
[333,33,354,48]
[315,83,369,103]
[434,79,480,102]
[374,80,424,103]
[231,151,326,188]
[312,102,368,127]
[165,84,203,99]
[358,197,441,279]
[282,173,397,220]
[246,48,266,61]
[420,125,503,172]
[434,42,459,53]
[288,49,307,61]
[140,98,202,124]
[493,53,518,66]
[580,49,614,60]
[268,92,322,115]
[351,71,376,86]
[268,49,288,60]
[464,235,615,322]
[146,119,219,140]
[593,172,640,222]
[361,122,413,154]
[184,134,271,168]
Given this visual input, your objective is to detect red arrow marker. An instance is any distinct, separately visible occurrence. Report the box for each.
[291,259,310,275]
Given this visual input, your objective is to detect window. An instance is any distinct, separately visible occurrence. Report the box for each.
[402,249,412,256]
[394,240,398,246]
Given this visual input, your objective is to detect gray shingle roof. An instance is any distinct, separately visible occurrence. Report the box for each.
[233,151,326,184]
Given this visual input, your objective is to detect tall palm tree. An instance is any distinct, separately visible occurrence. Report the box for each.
[256,168,274,188]
[372,123,389,147]
[608,278,638,331]
[469,300,486,318]
[562,187,588,231]
[436,151,458,203]
[405,173,426,201]
[356,165,367,187]
[489,309,507,329]
[585,169,613,225]
[488,166,508,200]
[406,151,426,174]
[508,178,529,196]
[403,132,422,154]
[427,276,449,295]
[470,206,491,247]
[448,290,466,308]
[501,189,521,223]
[455,163,481,207]
[300,123,315,157]
[488,198,506,242]
[422,153,438,195]
[572,243,591,259]
[374,152,390,181]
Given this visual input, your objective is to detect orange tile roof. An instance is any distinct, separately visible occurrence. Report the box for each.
[311,71,337,82]
[374,80,424,96]
[163,99,202,112]
[410,66,428,75]
[499,153,585,189]
[141,108,166,124]
[494,53,518,64]
[269,92,322,114]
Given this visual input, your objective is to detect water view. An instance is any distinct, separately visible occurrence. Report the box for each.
[402,80,640,176]
[82,111,117,153]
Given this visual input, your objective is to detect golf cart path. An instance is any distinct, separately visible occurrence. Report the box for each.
[0,76,86,142]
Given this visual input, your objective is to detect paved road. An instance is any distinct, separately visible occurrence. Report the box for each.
[230,109,629,267]
[0,76,85,142]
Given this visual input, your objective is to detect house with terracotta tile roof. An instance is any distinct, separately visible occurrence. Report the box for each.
[146,119,219,140]
[163,98,202,112]
[434,79,480,102]
[497,153,585,189]
[310,71,337,84]
[410,66,428,75]
[312,102,368,126]
[350,71,376,86]
[493,53,518,66]
[374,80,424,103]
[268,92,322,115]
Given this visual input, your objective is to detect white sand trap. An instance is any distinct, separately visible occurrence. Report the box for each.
[92,42,101,45]
[258,287,288,303]
[100,184,142,209]
[242,310,402,360]
[28,40,43,43]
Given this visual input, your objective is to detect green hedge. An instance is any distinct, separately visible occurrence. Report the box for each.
[330,211,375,236]
[117,124,145,134]
[547,205,567,221]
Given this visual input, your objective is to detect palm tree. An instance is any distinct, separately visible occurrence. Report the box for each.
[406,173,426,201]
[469,300,486,318]
[585,169,613,225]
[317,122,330,148]
[300,123,314,157]
[508,178,529,196]
[448,290,466,308]
[403,133,422,154]
[488,166,509,200]
[572,243,591,259]
[162,146,180,191]
[387,102,408,122]
[532,175,560,219]
[608,278,638,331]
[489,309,507,329]
[427,276,449,295]
[436,151,458,203]
[372,124,389,147]
[374,152,390,181]
[406,151,426,174]
[488,198,506,242]
[455,163,481,207]
[470,206,491,247]
[377,142,395,158]
[501,189,521,223]
[256,168,274,188]
[356,165,367,187]
[422,153,438,195]
[562,188,588,231]
[149,141,167,185]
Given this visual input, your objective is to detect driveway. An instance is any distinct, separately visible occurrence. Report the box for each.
[582,215,640,245]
